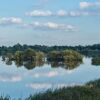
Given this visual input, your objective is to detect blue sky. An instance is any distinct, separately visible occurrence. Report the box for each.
[0,0,100,46]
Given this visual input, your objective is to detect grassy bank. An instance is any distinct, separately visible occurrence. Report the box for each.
[26,79,100,100]
[1,79,100,100]
[26,86,100,100]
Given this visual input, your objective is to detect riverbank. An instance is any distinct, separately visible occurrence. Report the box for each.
[1,79,100,100]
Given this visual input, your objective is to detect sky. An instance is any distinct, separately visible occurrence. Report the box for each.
[0,0,100,46]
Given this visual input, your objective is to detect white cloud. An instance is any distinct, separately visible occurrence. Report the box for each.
[69,11,81,17]
[26,10,52,17]
[80,2,100,9]
[24,22,77,32]
[80,2,91,9]
[0,17,22,26]
[26,9,98,17]
[57,10,89,17]
[44,22,59,29]
[57,10,67,16]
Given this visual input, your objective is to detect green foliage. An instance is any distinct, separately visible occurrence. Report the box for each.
[6,53,14,61]
[26,80,100,100]
[0,43,100,57]
[2,48,45,69]
[36,51,45,61]
[23,48,36,61]
[47,50,83,62]
[26,86,100,100]
[2,49,83,70]
[47,51,64,61]
[0,96,10,100]
[62,50,83,61]
[14,51,23,61]
[0,79,100,100]
[86,79,100,88]
[92,58,100,66]
[5,48,45,62]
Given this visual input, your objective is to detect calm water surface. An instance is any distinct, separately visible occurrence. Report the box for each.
[0,57,100,99]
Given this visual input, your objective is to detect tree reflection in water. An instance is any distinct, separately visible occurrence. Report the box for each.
[48,60,83,70]
[3,58,83,70]
[23,60,44,70]
[92,58,100,66]
[14,60,44,70]
[5,59,12,66]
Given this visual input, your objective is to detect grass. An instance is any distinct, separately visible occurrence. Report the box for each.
[1,79,100,100]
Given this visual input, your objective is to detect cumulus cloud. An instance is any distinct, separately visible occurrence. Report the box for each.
[57,10,68,16]
[26,9,97,17]
[57,10,82,17]
[69,11,81,17]
[80,2,100,9]
[57,10,98,17]
[26,10,81,17]
[23,22,77,32]
[57,10,89,17]
[26,10,52,17]
[0,17,22,26]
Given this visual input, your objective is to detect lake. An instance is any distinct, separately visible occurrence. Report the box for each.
[0,57,100,99]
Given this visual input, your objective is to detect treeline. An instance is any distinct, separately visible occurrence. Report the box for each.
[3,48,83,62]
[1,43,100,69]
[3,48,44,62]
[2,49,83,70]
[0,43,100,57]
[47,50,83,62]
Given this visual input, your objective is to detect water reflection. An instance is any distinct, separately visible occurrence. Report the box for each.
[48,60,82,70]
[0,57,100,99]
[91,58,100,66]
[4,59,45,70]
[3,58,83,70]
[23,60,44,70]
[6,60,12,65]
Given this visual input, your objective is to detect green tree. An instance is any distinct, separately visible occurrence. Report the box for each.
[62,50,83,61]
[6,53,13,61]
[36,51,45,61]
[23,48,36,61]
[14,51,23,61]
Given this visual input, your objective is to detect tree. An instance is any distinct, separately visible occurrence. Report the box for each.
[6,53,14,61]
[36,51,45,61]
[47,50,83,62]
[14,51,23,61]
[23,48,36,61]
[62,50,83,61]
[47,51,64,61]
